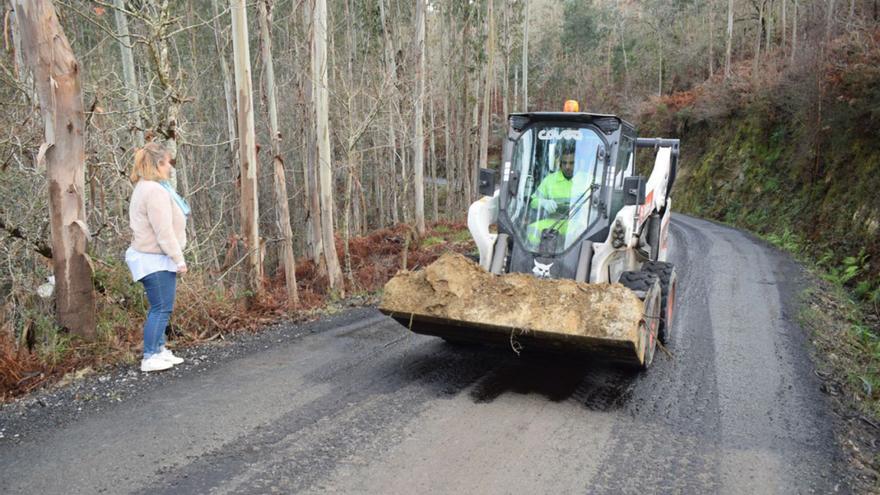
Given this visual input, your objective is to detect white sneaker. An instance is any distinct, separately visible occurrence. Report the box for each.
[141,355,173,372]
[158,347,184,365]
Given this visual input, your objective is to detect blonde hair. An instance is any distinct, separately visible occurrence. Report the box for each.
[129,142,169,183]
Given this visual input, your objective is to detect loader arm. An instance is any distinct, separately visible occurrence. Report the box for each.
[634,138,679,234]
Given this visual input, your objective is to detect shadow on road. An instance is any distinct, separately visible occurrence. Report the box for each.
[390,339,640,410]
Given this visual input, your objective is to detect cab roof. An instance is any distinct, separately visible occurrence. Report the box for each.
[508,112,634,134]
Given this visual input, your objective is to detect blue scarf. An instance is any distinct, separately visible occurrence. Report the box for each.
[159,181,191,217]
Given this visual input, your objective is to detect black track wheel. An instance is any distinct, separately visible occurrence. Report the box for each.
[618,271,661,369]
[642,261,677,344]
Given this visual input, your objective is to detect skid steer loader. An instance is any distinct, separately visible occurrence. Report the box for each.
[380,103,679,368]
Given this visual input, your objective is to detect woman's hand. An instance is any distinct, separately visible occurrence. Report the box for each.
[177,264,188,275]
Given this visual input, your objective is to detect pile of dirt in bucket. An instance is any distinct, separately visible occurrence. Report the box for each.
[380,252,644,340]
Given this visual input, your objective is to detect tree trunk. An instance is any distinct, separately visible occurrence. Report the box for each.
[657,37,663,96]
[112,0,143,146]
[230,0,263,294]
[443,76,453,214]
[301,0,324,264]
[619,20,630,99]
[469,61,481,203]
[429,91,438,221]
[753,0,764,77]
[11,0,96,338]
[478,0,495,172]
[826,0,835,40]
[725,0,734,78]
[313,0,345,294]
[709,3,715,77]
[792,0,798,60]
[210,0,239,185]
[781,0,787,53]
[8,8,34,101]
[342,0,358,284]
[412,0,427,236]
[521,0,529,111]
[143,0,183,190]
[258,0,297,308]
[502,0,511,119]
[378,0,400,226]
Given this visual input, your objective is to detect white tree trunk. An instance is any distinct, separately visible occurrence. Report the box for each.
[478,0,495,171]
[521,0,529,111]
[709,3,715,76]
[413,0,427,235]
[230,0,263,294]
[300,0,323,263]
[258,0,297,308]
[113,0,143,146]
[429,90,438,221]
[210,0,238,180]
[378,0,401,225]
[725,0,734,78]
[781,0,787,52]
[313,0,344,293]
[791,0,798,61]
[8,9,33,100]
[11,0,96,338]
[826,0,835,39]
[502,0,511,119]
[753,0,764,77]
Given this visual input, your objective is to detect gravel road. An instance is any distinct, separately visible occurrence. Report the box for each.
[0,215,850,493]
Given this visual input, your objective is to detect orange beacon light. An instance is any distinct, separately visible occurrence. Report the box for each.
[563,100,580,112]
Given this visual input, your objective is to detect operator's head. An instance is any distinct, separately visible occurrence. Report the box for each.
[560,148,576,179]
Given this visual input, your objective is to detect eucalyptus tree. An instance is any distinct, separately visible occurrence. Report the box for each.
[9,0,97,339]
[230,0,264,294]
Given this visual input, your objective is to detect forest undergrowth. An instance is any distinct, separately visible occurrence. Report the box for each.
[0,221,475,401]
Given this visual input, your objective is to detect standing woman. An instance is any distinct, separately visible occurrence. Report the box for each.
[126,142,190,372]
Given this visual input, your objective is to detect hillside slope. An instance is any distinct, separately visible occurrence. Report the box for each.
[641,34,880,305]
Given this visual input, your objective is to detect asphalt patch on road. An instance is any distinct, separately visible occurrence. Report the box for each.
[464,351,638,407]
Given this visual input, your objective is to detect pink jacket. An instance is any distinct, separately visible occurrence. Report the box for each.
[128,180,187,266]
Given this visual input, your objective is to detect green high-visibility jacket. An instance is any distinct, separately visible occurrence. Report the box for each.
[529,170,573,209]
[526,170,594,246]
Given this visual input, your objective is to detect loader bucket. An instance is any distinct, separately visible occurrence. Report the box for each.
[379,253,651,367]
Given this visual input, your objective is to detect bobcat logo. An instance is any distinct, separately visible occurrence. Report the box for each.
[532,260,554,279]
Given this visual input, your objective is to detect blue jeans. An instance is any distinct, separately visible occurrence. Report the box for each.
[140,270,177,358]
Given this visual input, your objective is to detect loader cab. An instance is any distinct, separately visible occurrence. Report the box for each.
[496,112,636,280]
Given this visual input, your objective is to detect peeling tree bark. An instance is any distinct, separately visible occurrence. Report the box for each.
[258,0,297,309]
[230,0,263,295]
[11,0,96,339]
